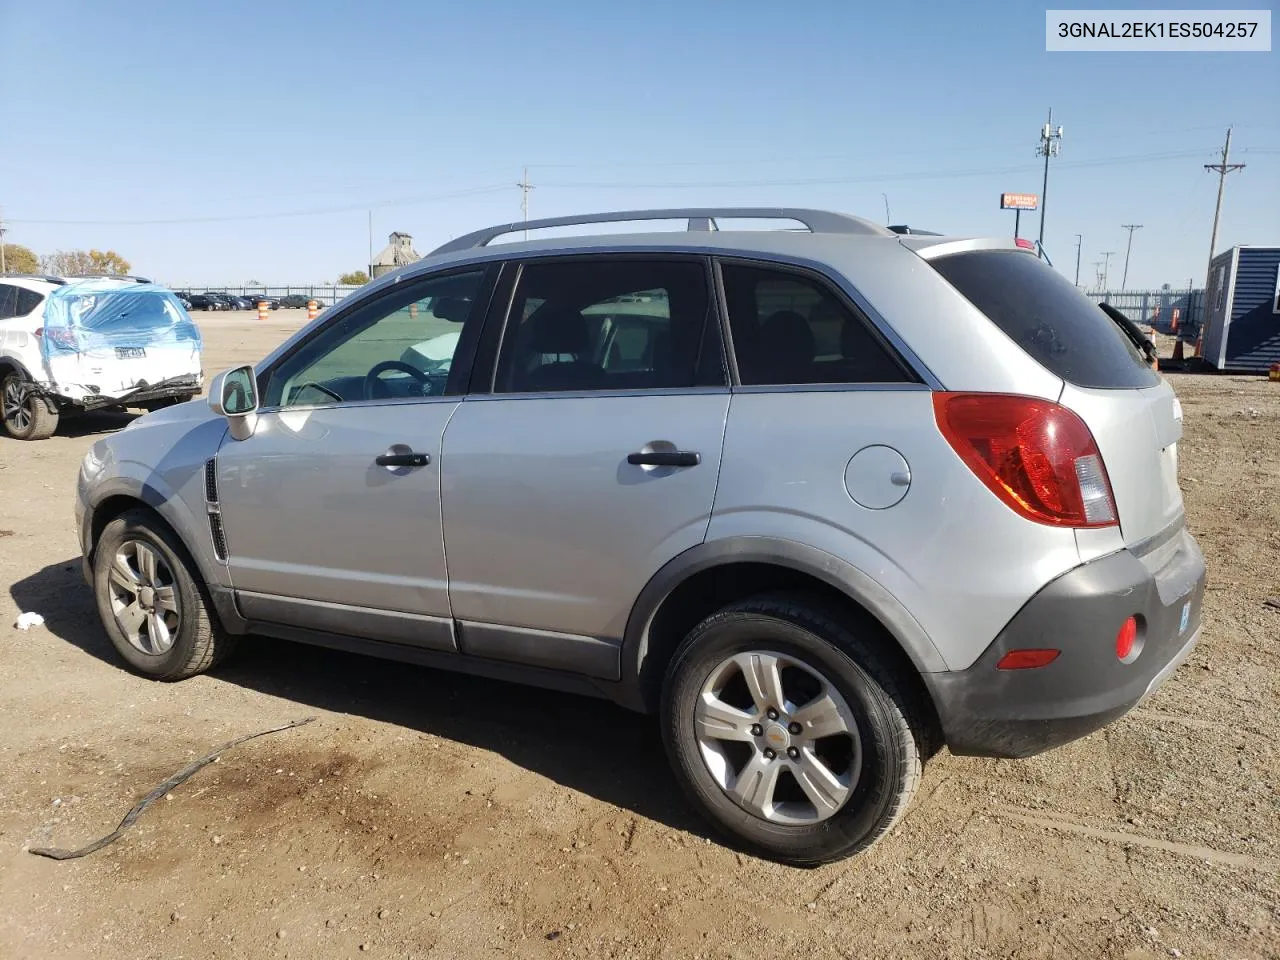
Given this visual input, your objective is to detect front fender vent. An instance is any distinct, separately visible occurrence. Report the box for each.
[204,458,228,562]
[204,457,219,503]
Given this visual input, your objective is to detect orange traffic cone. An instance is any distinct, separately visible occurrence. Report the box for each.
[1172,339,1184,361]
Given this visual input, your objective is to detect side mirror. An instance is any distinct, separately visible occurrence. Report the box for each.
[208,365,259,440]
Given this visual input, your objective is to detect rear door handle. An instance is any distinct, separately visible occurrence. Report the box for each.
[627,450,701,468]
[375,451,430,467]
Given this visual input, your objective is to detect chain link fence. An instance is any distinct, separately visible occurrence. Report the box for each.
[1084,288,1204,339]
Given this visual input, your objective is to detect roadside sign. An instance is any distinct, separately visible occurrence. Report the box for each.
[1000,193,1040,210]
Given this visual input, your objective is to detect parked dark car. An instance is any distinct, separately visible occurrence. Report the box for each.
[179,293,222,311]
[277,294,317,309]
[242,294,280,309]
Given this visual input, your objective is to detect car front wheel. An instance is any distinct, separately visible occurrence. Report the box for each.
[93,508,237,680]
[660,594,929,866]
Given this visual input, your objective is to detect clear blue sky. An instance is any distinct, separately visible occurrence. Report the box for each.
[2,0,1276,288]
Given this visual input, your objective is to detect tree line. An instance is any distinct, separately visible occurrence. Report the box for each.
[4,242,373,286]
[2,243,132,277]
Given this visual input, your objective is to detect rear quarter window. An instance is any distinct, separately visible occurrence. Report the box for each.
[930,249,1160,389]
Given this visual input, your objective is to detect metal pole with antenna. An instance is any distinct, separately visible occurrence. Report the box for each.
[1120,224,1143,290]
[367,211,373,276]
[881,193,891,224]
[1036,109,1064,252]
[1101,251,1116,290]
[1074,233,1083,287]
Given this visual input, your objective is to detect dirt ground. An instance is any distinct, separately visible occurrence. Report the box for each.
[1,311,1276,960]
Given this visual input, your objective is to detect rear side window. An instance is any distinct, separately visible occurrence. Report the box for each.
[930,250,1159,389]
[0,284,16,320]
[719,263,913,386]
[495,258,713,394]
[16,288,45,317]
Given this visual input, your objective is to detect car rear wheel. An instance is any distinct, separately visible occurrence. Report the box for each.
[660,594,928,866]
[1,372,59,441]
[93,508,237,680]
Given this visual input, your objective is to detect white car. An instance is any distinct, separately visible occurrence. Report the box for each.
[0,275,204,440]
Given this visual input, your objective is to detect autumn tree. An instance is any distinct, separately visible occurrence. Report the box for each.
[1,243,39,274]
[41,249,133,276]
[339,270,369,285]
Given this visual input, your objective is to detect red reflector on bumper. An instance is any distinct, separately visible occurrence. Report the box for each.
[1116,616,1138,660]
[996,649,1061,670]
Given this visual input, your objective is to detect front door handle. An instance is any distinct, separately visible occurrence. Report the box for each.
[375,451,430,468]
[627,450,701,468]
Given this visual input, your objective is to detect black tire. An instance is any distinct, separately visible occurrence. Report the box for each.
[1,372,60,440]
[93,508,237,680]
[660,593,929,866]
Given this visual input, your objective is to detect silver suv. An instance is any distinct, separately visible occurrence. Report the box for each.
[74,208,1207,865]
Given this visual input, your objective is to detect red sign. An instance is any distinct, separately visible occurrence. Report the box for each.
[1001,192,1040,210]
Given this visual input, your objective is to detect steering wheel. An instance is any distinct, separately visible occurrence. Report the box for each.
[364,360,432,400]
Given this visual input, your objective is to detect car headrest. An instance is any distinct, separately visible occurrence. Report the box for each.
[530,309,591,354]
[431,296,472,323]
[759,310,815,368]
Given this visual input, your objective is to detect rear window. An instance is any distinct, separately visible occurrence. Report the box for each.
[930,249,1160,389]
[16,288,45,317]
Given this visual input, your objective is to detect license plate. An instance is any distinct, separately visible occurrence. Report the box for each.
[115,347,146,359]
[1179,601,1191,635]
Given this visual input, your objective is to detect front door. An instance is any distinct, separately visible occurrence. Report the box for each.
[440,255,730,678]
[215,266,495,652]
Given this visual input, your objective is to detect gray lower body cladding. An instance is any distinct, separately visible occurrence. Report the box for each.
[925,528,1207,759]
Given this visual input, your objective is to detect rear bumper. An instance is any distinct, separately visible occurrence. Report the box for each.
[925,526,1207,759]
[41,373,202,411]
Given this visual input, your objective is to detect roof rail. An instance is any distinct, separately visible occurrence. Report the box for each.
[60,274,152,284]
[0,273,68,285]
[430,207,893,256]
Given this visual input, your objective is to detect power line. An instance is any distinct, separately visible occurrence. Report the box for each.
[1120,224,1143,289]
[1204,126,1245,290]
[538,148,1209,191]
[6,184,513,226]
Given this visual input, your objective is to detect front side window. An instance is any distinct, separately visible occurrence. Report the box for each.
[263,269,488,408]
[719,263,912,386]
[494,258,711,393]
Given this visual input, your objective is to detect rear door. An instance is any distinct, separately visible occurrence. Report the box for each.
[927,248,1182,549]
[439,255,729,679]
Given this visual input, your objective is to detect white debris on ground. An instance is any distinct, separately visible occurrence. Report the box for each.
[14,612,45,630]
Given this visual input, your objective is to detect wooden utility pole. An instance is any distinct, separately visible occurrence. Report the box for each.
[1203,127,1245,286]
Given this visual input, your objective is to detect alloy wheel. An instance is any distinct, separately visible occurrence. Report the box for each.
[2,378,33,432]
[694,650,862,826]
[106,540,182,655]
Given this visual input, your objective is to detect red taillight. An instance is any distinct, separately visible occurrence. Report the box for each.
[1115,616,1138,660]
[1014,238,1036,250]
[933,393,1118,528]
[34,326,78,349]
[996,649,1060,669]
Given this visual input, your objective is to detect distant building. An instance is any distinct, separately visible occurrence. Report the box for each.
[370,231,419,278]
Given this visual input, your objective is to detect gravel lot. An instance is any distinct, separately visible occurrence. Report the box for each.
[1,311,1276,960]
